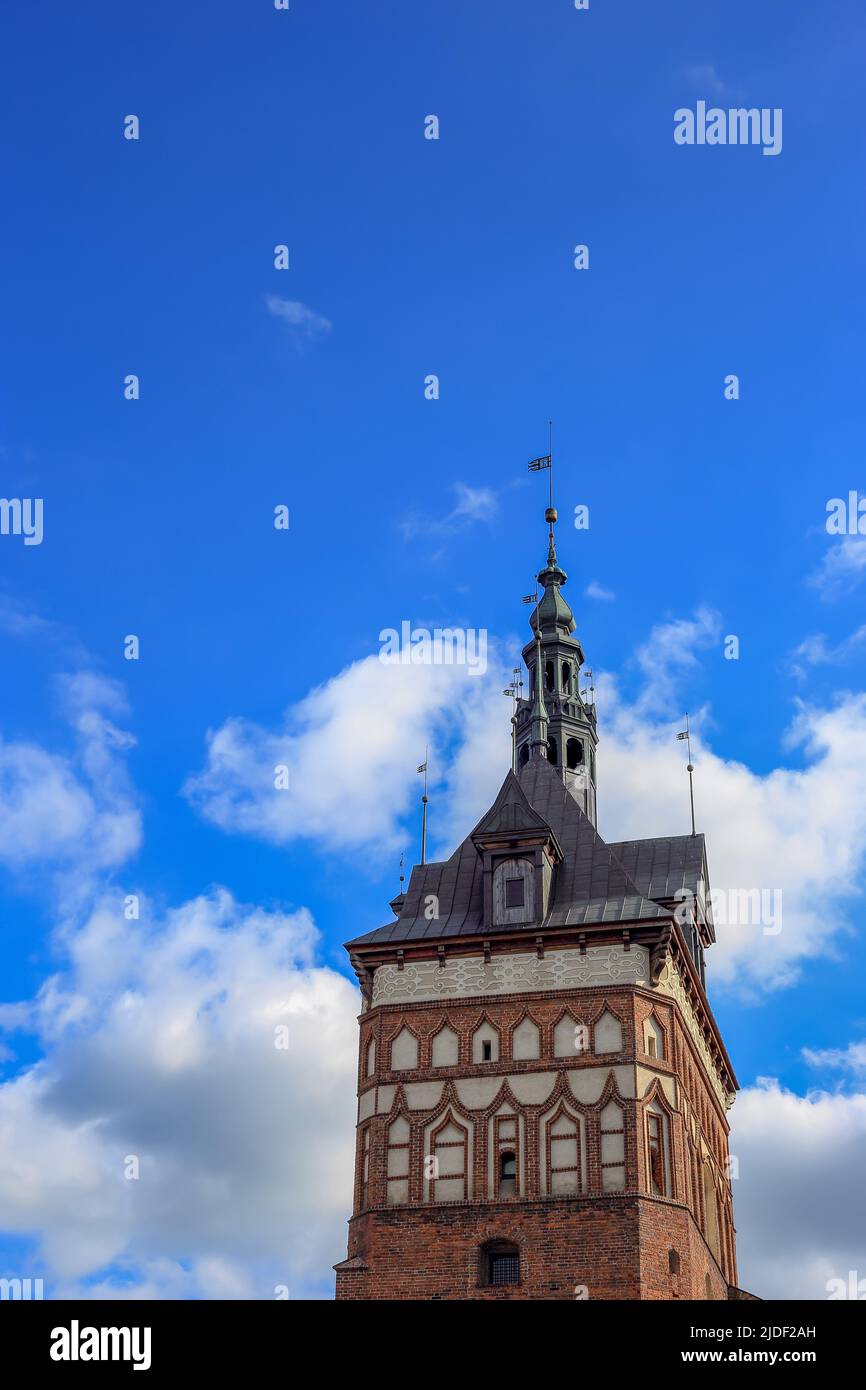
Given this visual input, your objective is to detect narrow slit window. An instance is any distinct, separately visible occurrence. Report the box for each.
[648,1111,667,1196]
[499,1150,516,1197]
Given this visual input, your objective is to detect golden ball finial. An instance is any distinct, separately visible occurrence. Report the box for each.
[545,506,557,525]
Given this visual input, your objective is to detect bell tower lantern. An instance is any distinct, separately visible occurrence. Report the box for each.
[514,508,598,825]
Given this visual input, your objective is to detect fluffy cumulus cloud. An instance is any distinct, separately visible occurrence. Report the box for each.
[0,889,358,1299]
[598,683,866,992]
[731,1079,866,1299]
[0,672,140,894]
[810,536,866,598]
[184,650,514,858]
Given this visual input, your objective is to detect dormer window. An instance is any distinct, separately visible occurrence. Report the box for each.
[504,877,524,909]
[492,858,534,926]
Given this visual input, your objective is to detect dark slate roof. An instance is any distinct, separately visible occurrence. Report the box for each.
[606,834,708,903]
[346,757,672,949]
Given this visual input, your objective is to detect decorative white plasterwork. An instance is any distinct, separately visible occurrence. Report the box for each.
[655,958,729,1109]
[371,944,650,1007]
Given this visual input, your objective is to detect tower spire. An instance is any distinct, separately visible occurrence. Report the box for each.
[517,432,598,821]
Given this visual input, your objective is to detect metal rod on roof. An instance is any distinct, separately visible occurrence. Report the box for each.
[676,714,697,835]
[417,747,429,864]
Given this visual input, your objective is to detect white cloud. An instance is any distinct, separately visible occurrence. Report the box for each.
[809,538,866,599]
[584,580,615,602]
[0,889,358,1298]
[788,625,866,679]
[0,672,140,888]
[398,481,498,542]
[683,63,728,96]
[634,606,721,706]
[731,1078,866,1299]
[185,650,512,858]
[265,295,332,340]
[598,686,866,992]
[0,596,88,662]
[803,1040,866,1075]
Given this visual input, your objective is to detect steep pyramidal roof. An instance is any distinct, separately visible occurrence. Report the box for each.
[346,756,674,949]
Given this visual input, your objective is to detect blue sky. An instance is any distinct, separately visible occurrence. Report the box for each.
[1,0,865,1300]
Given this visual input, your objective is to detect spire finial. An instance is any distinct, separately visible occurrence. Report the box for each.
[545,419,557,564]
[528,423,563,577]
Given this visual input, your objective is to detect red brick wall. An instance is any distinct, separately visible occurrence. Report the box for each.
[338,981,738,1300]
[336,1198,728,1301]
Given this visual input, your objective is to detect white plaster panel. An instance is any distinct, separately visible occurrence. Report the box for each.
[637,1065,677,1106]
[375,1085,396,1114]
[508,1072,557,1105]
[454,1077,503,1109]
[432,1025,459,1067]
[593,1009,623,1054]
[390,1027,419,1070]
[567,1064,634,1102]
[512,1016,541,1060]
[358,1090,376,1122]
[403,1081,444,1110]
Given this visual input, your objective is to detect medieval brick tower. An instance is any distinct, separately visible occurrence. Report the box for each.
[334,511,745,1301]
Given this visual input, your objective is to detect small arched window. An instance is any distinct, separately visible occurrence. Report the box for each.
[499,1150,517,1198]
[544,660,555,691]
[561,661,571,693]
[519,743,530,768]
[546,735,558,766]
[481,1240,520,1287]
